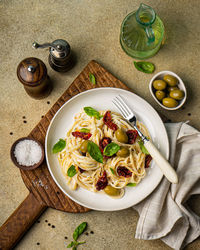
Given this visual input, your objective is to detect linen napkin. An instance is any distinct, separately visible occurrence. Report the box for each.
[133,122,200,250]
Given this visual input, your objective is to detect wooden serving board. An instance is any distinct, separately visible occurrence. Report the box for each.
[0,60,133,249]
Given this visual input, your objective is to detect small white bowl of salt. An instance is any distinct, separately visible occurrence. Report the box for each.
[10,137,44,170]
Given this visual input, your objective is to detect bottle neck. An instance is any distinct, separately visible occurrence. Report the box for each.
[136,3,156,43]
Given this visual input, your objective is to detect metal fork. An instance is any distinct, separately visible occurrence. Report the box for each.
[112,95,178,184]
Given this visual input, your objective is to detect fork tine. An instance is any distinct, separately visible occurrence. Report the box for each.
[118,95,132,115]
[114,97,130,117]
[112,99,127,118]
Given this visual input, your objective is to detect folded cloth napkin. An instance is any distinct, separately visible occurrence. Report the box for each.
[133,122,200,250]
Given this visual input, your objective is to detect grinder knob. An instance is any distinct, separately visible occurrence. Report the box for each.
[32,39,75,72]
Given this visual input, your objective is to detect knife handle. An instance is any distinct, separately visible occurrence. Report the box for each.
[144,140,178,184]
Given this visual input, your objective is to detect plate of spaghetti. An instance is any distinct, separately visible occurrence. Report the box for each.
[45,88,169,211]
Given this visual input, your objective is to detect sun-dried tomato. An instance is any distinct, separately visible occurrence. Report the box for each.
[145,155,152,168]
[117,166,132,177]
[103,110,112,123]
[96,171,108,191]
[72,131,92,140]
[99,137,112,153]
[103,111,118,131]
[126,130,138,144]
[78,167,85,173]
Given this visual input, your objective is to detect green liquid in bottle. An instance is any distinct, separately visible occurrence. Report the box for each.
[120,4,165,59]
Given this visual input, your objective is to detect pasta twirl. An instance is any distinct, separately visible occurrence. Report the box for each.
[57,109,151,198]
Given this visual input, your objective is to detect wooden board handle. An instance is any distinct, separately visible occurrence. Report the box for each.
[0,193,47,250]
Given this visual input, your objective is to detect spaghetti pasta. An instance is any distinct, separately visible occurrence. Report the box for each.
[57,108,151,198]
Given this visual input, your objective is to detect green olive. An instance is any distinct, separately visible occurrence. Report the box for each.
[162,97,178,108]
[163,75,178,86]
[153,80,167,90]
[80,140,89,153]
[155,90,166,101]
[104,185,121,196]
[167,86,179,92]
[116,147,129,157]
[115,129,128,143]
[169,89,184,100]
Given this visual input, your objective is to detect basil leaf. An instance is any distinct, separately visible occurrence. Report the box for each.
[67,241,75,248]
[73,222,87,241]
[67,165,77,177]
[84,107,101,120]
[52,139,66,153]
[138,139,149,154]
[103,142,120,156]
[110,168,115,174]
[80,128,90,133]
[87,141,103,163]
[72,247,77,250]
[126,183,137,187]
[133,61,155,74]
[89,73,96,85]
[76,241,86,246]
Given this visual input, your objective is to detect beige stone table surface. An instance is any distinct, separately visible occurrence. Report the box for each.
[0,0,199,249]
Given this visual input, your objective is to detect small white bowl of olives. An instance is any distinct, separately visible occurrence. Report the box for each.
[149,71,187,110]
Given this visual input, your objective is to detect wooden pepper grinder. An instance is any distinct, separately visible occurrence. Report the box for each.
[32,39,75,72]
[17,57,52,99]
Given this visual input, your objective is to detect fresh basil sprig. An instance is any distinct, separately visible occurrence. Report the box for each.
[52,139,66,153]
[84,107,102,120]
[87,141,103,163]
[103,142,120,156]
[73,222,87,241]
[67,222,87,249]
[89,73,96,85]
[126,183,137,187]
[138,139,149,155]
[133,61,155,74]
[80,128,90,133]
[67,165,77,177]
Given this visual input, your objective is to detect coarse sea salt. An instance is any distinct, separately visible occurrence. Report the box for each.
[14,139,42,167]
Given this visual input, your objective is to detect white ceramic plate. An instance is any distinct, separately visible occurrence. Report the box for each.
[45,88,169,211]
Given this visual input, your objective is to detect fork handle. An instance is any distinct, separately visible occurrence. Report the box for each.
[144,140,178,184]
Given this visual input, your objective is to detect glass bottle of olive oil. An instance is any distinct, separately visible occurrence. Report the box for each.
[120,3,165,59]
